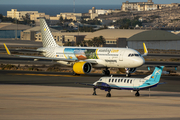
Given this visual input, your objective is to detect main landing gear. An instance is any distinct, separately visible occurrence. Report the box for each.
[92,87,97,95]
[92,88,112,97]
[103,68,110,76]
[73,71,80,76]
[135,91,140,97]
[106,89,111,97]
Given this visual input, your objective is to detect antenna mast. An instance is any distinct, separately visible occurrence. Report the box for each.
[73,0,75,13]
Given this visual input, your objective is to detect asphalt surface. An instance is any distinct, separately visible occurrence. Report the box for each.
[1,85,180,120]
[0,70,180,92]
[1,51,180,120]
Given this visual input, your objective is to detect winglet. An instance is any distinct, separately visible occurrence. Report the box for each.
[4,43,11,55]
[142,43,148,57]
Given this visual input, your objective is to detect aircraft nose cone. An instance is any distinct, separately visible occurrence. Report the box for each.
[132,57,145,67]
[137,57,145,66]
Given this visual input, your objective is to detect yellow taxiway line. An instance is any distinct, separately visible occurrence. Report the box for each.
[8,73,80,77]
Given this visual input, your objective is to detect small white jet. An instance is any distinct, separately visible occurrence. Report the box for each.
[4,18,148,76]
[77,66,164,97]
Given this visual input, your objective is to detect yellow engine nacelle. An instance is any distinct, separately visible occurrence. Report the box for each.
[73,62,92,74]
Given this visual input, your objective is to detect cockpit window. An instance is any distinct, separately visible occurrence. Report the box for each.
[135,54,138,56]
[128,53,141,57]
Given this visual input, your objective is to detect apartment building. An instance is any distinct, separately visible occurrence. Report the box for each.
[121,0,180,11]
[30,13,50,25]
[60,13,82,21]
[7,9,38,21]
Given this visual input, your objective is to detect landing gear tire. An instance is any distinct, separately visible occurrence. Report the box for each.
[106,93,111,97]
[126,73,131,77]
[106,89,111,97]
[103,70,110,76]
[135,91,140,97]
[73,71,80,76]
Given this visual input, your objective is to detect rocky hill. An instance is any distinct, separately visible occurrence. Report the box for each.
[99,6,180,28]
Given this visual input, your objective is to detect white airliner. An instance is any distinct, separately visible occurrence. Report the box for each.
[77,66,164,97]
[4,18,148,76]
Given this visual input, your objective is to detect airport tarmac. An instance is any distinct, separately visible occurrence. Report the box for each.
[1,41,180,119]
[0,70,180,92]
[0,85,180,120]
[0,69,180,119]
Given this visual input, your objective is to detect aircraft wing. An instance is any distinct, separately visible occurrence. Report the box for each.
[0,48,42,53]
[75,82,95,86]
[75,82,122,90]
[157,82,166,85]
[18,55,77,62]
[20,55,98,63]
[4,43,98,64]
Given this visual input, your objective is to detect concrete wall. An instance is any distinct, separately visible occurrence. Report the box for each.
[117,38,127,48]
[21,31,36,41]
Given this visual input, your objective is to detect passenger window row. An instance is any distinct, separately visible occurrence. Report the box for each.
[97,54,118,56]
[109,79,133,84]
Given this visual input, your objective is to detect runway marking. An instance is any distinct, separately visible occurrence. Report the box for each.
[8,73,80,77]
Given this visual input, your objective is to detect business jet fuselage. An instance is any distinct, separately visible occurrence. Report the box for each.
[81,66,164,97]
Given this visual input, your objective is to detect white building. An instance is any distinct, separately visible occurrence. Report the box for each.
[7,9,38,21]
[60,13,82,21]
[121,0,180,11]
[89,7,113,15]
[121,0,156,11]
[30,13,50,25]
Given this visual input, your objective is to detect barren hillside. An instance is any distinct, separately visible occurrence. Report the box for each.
[99,6,180,28]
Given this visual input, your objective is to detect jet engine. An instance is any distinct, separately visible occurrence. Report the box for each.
[118,68,137,74]
[73,62,92,74]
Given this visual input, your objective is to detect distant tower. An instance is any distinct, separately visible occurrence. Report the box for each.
[92,7,96,13]
[73,0,75,13]
[148,0,152,3]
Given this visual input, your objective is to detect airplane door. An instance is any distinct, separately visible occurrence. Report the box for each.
[119,50,125,61]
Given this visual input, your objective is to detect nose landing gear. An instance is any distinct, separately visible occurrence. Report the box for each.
[125,68,131,77]
[103,68,110,76]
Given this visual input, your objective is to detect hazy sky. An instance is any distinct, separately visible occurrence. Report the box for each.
[1,0,180,5]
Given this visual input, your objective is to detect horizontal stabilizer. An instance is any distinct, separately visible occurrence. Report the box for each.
[158,82,166,85]
[75,82,94,86]
[4,43,11,55]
